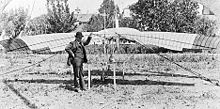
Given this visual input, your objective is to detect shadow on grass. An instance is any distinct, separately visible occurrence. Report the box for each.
[6,79,79,92]
[6,79,71,85]
[125,70,199,79]
[6,77,194,87]
[86,70,199,80]
[27,72,61,75]
[92,78,195,86]
[16,69,197,87]
[3,80,38,109]
[26,69,199,79]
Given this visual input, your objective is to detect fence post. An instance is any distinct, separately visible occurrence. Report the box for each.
[113,63,116,91]
[101,62,106,81]
[122,62,125,80]
[217,53,220,79]
[88,64,91,90]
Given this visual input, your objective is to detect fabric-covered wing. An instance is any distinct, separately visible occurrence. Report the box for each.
[0,33,74,53]
[0,32,99,53]
[0,38,30,52]
[96,28,220,52]
[120,32,220,51]
[139,32,197,51]
[1,27,220,53]
[192,35,220,49]
[97,27,142,39]
[20,33,74,52]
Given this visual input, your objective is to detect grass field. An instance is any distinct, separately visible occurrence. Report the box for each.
[0,53,220,109]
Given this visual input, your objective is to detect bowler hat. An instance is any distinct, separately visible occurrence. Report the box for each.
[75,32,84,38]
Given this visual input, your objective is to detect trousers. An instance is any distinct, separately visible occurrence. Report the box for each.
[71,57,86,90]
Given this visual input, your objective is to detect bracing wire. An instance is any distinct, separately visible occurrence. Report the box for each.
[0,42,70,76]
[117,33,218,49]
[93,33,219,50]
[0,54,57,76]
[0,0,13,13]
[2,32,218,52]
[93,33,220,86]
[134,40,220,86]
[18,0,36,37]
[1,32,220,86]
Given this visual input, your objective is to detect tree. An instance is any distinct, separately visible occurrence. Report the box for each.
[98,0,120,28]
[167,0,200,33]
[129,0,199,33]
[194,17,217,37]
[0,0,12,14]
[46,0,77,33]
[85,0,120,32]
[25,14,51,35]
[86,14,104,32]
[0,8,28,38]
[129,0,217,36]
[119,17,139,29]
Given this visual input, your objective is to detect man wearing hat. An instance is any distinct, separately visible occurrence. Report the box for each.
[65,32,92,92]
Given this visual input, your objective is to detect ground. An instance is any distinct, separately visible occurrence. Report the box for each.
[0,54,220,109]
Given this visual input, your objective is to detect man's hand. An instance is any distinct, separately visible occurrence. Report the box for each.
[84,33,93,45]
[88,32,93,37]
[67,59,71,66]
[67,51,75,59]
[70,53,75,58]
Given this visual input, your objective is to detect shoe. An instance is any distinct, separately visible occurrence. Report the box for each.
[76,87,85,92]
[65,85,75,91]
[81,88,87,91]
[77,89,82,93]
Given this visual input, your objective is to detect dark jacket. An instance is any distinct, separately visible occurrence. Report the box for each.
[65,37,92,63]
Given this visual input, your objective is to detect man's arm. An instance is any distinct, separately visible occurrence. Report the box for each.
[65,42,75,58]
[83,33,93,46]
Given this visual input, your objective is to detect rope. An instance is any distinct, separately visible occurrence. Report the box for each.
[2,32,217,52]
[17,0,36,37]
[29,0,36,19]
[0,0,12,13]
[134,41,220,86]
[0,54,56,76]
[1,32,220,86]
[93,33,220,86]
[0,42,71,76]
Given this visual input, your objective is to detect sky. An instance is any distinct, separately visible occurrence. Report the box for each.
[3,0,138,18]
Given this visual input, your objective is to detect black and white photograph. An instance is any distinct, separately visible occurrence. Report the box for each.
[0,0,220,109]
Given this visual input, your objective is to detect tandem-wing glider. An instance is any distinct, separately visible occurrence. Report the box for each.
[0,27,220,53]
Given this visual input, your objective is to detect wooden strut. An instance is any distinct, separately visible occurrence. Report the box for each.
[113,63,116,91]
[88,64,91,90]
[122,62,125,80]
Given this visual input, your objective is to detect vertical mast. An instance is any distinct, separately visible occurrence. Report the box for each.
[113,0,120,54]
[0,0,13,41]
[0,0,12,14]
[113,0,119,28]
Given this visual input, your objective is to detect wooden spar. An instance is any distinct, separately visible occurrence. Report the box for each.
[122,62,125,80]
[88,64,90,89]
[113,63,116,91]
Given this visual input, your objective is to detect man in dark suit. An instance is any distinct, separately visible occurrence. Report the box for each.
[65,32,92,91]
